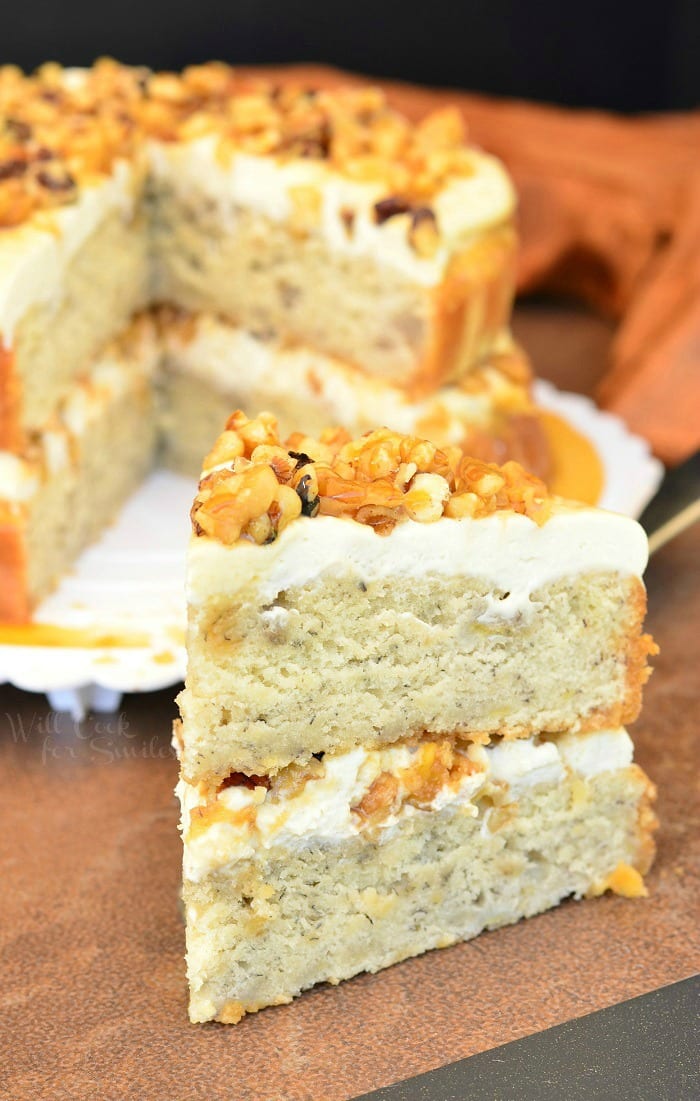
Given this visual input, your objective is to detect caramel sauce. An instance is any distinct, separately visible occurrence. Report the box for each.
[539,410,604,505]
[187,803,255,842]
[0,623,151,648]
[152,650,176,664]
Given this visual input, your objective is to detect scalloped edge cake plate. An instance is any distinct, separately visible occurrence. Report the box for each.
[0,385,663,718]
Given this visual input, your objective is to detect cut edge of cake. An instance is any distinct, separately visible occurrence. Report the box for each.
[157,311,548,478]
[0,316,159,620]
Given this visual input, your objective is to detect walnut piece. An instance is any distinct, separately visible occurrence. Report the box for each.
[190,410,552,545]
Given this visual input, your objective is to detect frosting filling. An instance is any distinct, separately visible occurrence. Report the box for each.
[163,315,529,440]
[0,159,142,346]
[177,727,635,880]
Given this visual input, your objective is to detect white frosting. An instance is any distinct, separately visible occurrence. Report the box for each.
[178,727,634,881]
[147,136,515,286]
[187,507,649,613]
[0,159,140,346]
[556,727,633,777]
[166,315,522,440]
[485,737,565,792]
[0,453,40,502]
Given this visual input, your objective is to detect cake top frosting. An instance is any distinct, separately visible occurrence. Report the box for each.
[1,59,491,241]
[191,410,552,545]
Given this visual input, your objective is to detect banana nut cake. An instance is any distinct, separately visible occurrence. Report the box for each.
[176,412,657,1023]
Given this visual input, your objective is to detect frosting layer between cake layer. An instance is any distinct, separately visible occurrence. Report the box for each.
[187,507,649,613]
[178,727,635,880]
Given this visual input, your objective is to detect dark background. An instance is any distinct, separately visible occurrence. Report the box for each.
[4,0,700,112]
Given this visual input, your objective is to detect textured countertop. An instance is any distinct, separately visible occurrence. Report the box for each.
[2,306,698,1101]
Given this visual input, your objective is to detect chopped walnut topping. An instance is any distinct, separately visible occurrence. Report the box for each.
[191,411,553,545]
[0,60,476,238]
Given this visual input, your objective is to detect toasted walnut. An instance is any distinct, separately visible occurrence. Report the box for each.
[444,491,481,519]
[288,184,322,236]
[192,463,279,543]
[245,512,274,545]
[404,472,450,522]
[0,62,477,231]
[394,462,417,491]
[353,771,400,823]
[202,429,245,471]
[191,412,552,544]
[285,432,336,464]
[417,106,466,147]
[249,444,297,484]
[272,484,303,534]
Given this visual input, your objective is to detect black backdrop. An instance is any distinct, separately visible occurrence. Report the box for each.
[4,0,700,111]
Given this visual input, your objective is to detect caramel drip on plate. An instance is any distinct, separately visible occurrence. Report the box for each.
[539,410,604,506]
[0,624,151,648]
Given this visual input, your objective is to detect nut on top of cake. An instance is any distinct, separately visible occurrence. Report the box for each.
[191,410,551,545]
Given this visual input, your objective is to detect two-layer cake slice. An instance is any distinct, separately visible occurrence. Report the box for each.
[177,412,657,1023]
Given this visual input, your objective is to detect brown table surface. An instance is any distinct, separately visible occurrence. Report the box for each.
[2,305,699,1101]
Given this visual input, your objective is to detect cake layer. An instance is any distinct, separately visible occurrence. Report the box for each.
[0,318,159,620]
[157,312,548,478]
[0,162,150,446]
[181,558,650,782]
[148,137,516,391]
[178,728,657,1022]
[180,414,654,783]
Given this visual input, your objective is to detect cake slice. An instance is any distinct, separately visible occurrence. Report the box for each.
[177,412,657,1024]
[178,412,655,785]
[0,317,159,620]
[177,725,657,1023]
[146,79,516,391]
[157,311,548,478]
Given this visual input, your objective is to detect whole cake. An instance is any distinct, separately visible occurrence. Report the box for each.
[0,60,546,621]
[176,412,657,1023]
